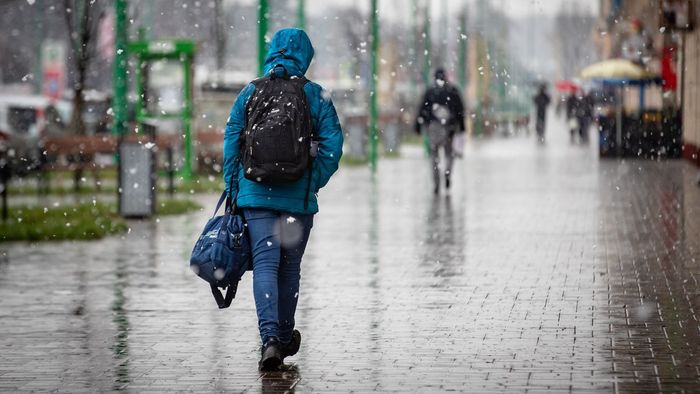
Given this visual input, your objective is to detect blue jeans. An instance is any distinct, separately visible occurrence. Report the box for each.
[243,208,313,345]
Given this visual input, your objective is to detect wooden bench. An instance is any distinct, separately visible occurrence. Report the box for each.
[41,134,182,192]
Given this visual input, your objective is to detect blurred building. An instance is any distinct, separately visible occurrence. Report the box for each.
[594,1,664,70]
[593,0,671,103]
[594,0,699,162]
[682,2,700,166]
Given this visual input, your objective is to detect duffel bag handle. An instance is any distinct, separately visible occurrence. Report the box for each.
[226,157,241,213]
[212,192,228,218]
[214,158,241,217]
[210,282,238,309]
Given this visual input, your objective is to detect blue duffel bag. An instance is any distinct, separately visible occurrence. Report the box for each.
[190,189,252,309]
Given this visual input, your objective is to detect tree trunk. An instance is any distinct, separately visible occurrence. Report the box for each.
[73,166,82,192]
[71,86,86,190]
[70,88,86,135]
[64,0,93,137]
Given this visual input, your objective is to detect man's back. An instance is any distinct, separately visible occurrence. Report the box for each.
[223,28,343,215]
[418,82,465,131]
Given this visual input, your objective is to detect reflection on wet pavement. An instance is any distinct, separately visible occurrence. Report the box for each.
[1,127,700,392]
[260,366,300,393]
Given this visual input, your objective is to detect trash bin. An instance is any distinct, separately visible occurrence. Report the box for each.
[118,140,156,218]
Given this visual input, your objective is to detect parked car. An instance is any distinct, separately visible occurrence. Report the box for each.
[0,94,62,175]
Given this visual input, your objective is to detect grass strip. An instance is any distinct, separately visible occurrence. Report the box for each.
[0,198,202,242]
[154,198,202,215]
[0,202,127,242]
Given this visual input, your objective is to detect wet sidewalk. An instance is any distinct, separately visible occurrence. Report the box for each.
[2,121,700,392]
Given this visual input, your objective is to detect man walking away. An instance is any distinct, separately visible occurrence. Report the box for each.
[223,28,343,371]
[415,68,466,195]
[532,84,551,142]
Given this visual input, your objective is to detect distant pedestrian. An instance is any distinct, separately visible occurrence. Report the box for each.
[565,92,578,139]
[415,68,466,194]
[532,84,551,141]
[223,28,343,371]
[575,93,595,142]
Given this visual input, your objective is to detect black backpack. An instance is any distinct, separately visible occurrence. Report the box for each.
[241,72,313,184]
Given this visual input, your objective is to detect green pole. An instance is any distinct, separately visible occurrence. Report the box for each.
[182,55,193,181]
[369,0,379,174]
[410,0,418,100]
[421,0,432,155]
[296,0,305,29]
[440,0,447,66]
[475,38,483,136]
[458,10,467,92]
[474,0,485,136]
[258,0,269,76]
[423,0,431,85]
[112,0,128,136]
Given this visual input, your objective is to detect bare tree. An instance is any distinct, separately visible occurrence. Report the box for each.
[62,0,104,192]
[0,0,35,85]
[553,2,597,80]
[63,0,103,135]
[213,0,226,72]
[340,7,366,81]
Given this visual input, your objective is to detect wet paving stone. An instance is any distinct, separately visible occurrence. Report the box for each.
[1,127,700,392]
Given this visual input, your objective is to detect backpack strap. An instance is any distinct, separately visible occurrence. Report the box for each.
[210,281,238,309]
[304,160,313,210]
[295,76,312,210]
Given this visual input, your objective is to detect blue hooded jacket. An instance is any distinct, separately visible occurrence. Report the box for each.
[223,28,343,215]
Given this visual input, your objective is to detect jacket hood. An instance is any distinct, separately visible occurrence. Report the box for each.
[262,28,315,77]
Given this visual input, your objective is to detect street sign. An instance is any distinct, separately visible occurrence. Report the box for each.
[41,40,65,100]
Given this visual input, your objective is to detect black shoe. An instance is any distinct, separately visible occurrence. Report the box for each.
[259,339,282,371]
[280,329,301,360]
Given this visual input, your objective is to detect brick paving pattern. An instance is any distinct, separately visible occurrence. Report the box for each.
[1,127,700,392]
